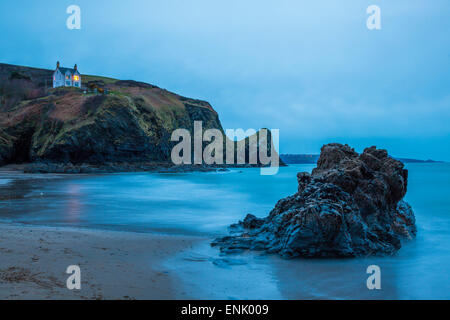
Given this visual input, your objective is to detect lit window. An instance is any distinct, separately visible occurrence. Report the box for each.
[73,75,79,81]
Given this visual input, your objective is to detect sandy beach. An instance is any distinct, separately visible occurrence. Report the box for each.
[0,223,201,299]
[1,164,450,300]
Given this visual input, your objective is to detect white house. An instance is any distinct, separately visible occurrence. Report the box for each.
[53,61,81,88]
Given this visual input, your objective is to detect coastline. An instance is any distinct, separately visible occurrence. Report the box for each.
[1,163,449,299]
[0,162,229,174]
[0,162,282,175]
[0,222,203,299]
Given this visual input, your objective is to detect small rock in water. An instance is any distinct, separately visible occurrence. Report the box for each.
[212,258,247,268]
[182,253,210,262]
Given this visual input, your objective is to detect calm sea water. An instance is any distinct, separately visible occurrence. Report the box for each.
[0,166,310,235]
[0,163,449,299]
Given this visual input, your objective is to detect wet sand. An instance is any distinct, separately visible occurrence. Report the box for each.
[0,223,201,299]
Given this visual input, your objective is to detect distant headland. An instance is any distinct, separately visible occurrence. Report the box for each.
[280,154,444,165]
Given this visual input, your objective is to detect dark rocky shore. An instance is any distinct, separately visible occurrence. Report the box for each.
[21,162,228,174]
[0,161,279,174]
[213,143,417,258]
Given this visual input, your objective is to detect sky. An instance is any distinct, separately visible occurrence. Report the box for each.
[0,0,449,160]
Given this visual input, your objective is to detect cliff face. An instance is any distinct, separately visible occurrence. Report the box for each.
[213,143,417,258]
[0,63,223,166]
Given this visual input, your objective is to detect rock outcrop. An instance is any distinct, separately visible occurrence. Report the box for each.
[0,63,223,165]
[0,63,283,170]
[213,143,417,258]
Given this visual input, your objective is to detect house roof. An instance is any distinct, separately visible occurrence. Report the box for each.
[56,67,80,74]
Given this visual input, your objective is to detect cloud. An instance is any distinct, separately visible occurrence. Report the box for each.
[0,0,449,159]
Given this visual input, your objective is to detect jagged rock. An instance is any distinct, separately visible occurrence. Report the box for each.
[212,143,417,258]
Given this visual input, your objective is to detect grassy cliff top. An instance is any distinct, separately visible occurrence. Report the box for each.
[0,62,223,165]
[0,62,216,121]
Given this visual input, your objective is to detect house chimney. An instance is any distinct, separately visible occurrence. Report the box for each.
[56,61,60,69]
[74,64,77,71]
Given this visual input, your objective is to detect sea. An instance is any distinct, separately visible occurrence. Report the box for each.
[0,163,449,299]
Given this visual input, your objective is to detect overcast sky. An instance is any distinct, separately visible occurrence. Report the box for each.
[1,0,449,160]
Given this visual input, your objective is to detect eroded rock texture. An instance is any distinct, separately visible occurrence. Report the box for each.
[213,143,417,258]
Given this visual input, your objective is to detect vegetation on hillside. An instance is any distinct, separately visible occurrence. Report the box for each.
[0,63,222,165]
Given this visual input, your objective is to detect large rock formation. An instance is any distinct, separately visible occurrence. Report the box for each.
[213,143,417,258]
[0,63,223,165]
[0,63,283,170]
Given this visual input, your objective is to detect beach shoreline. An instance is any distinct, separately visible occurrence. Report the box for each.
[0,222,204,299]
[1,163,449,300]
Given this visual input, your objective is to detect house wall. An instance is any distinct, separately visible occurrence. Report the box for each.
[53,70,65,88]
[64,71,72,87]
[53,68,82,88]
[73,71,81,88]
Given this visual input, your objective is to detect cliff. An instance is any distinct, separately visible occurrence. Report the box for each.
[0,63,280,171]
